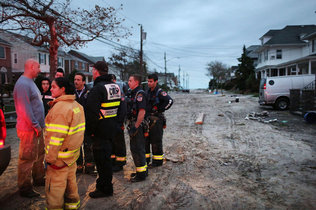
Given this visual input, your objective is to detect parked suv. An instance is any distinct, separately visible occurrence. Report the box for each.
[0,106,11,176]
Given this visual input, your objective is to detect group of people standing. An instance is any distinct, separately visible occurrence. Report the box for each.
[13,59,173,209]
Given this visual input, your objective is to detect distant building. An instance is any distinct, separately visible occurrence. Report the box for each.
[0,37,12,84]
[246,45,260,67]
[67,50,106,82]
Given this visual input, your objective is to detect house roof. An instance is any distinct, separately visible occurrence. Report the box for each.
[68,50,105,64]
[263,25,316,45]
[261,29,280,38]
[0,37,11,47]
[302,31,316,40]
[2,30,66,55]
[246,45,260,58]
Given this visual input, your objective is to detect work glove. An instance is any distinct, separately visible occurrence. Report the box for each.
[128,125,138,137]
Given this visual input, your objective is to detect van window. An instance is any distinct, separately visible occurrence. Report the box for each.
[259,78,266,89]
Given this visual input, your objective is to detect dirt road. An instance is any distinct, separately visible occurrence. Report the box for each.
[1,91,316,209]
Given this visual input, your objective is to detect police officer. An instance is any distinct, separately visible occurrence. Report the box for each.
[126,75,147,182]
[146,74,173,167]
[85,61,123,198]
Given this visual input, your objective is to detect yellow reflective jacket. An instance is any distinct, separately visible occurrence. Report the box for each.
[44,95,85,167]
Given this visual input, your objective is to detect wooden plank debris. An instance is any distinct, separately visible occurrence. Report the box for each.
[195,113,204,124]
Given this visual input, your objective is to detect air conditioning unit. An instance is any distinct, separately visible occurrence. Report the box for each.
[270,55,275,60]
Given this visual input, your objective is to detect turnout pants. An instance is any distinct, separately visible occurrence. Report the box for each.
[130,125,147,177]
[17,129,45,192]
[45,163,80,210]
[146,116,164,165]
[112,126,127,166]
[77,133,94,166]
[92,136,113,193]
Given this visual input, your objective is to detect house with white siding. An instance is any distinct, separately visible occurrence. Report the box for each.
[255,25,316,81]
[0,30,66,81]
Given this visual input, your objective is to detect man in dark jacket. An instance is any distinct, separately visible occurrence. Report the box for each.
[74,72,94,174]
[146,74,173,167]
[85,61,123,198]
[126,75,147,182]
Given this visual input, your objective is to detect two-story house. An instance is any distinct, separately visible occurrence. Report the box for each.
[255,25,316,79]
[0,30,66,81]
[0,37,12,84]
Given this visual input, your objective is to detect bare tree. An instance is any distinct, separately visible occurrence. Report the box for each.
[206,61,229,84]
[0,0,129,79]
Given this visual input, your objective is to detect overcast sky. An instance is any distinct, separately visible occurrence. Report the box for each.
[74,0,316,89]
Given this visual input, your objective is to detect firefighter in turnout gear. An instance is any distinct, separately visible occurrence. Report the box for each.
[110,74,127,172]
[126,75,148,182]
[85,61,123,198]
[146,74,173,167]
[44,77,85,210]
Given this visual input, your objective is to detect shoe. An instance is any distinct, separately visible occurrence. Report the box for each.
[33,179,45,186]
[20,189,40,198]
[89,189,113,198]
[130,175,146,182]
[112,165,123,172]
[148,162,162,168]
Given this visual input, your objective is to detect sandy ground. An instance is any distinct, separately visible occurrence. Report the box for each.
[0,91,315,209]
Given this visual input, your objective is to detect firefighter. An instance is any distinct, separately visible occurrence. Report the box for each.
[85,61,123,198]
[44,77,85,210]
[74,72,95,174]
[146,74,173,167]
[110,74,127,172]
[126,75,148,182]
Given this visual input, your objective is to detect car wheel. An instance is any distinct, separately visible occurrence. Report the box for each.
[274,98,289,110]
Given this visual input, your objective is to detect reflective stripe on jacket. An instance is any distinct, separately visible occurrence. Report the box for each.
[44,95,85,167]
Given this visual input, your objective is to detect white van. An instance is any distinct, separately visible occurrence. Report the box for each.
[259,75,315,110]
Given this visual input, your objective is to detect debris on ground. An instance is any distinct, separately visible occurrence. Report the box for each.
[245,111,277,123]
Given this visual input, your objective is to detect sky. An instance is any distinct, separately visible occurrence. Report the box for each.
[72,0,316,89]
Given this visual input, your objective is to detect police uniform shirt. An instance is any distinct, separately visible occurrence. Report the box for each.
[147,86,173,112]
[132,86,146,113]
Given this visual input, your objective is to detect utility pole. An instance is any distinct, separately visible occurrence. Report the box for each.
[183,71,185,89]
[178,65,181,88]
[186,73,189,90]
[164,52,167,85]
[139,25,146,75]
[139,24,143,75]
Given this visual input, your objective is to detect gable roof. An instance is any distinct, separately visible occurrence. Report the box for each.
[0,37,12,47]
[68,50,105,64]
[261,29,280,38]
[263,25,316,45]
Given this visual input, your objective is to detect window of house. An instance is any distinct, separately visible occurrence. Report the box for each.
[312,40,315,53]
[279,68,286,76]
[271,69,278,77]
[276,49,282,59]
[14,53,17,63]
[74,61,78,69]
[58,57,64,67]
[264,50,268,61]
[0,46,5,59]
[39,53,47,64]
[258,54,262,63]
